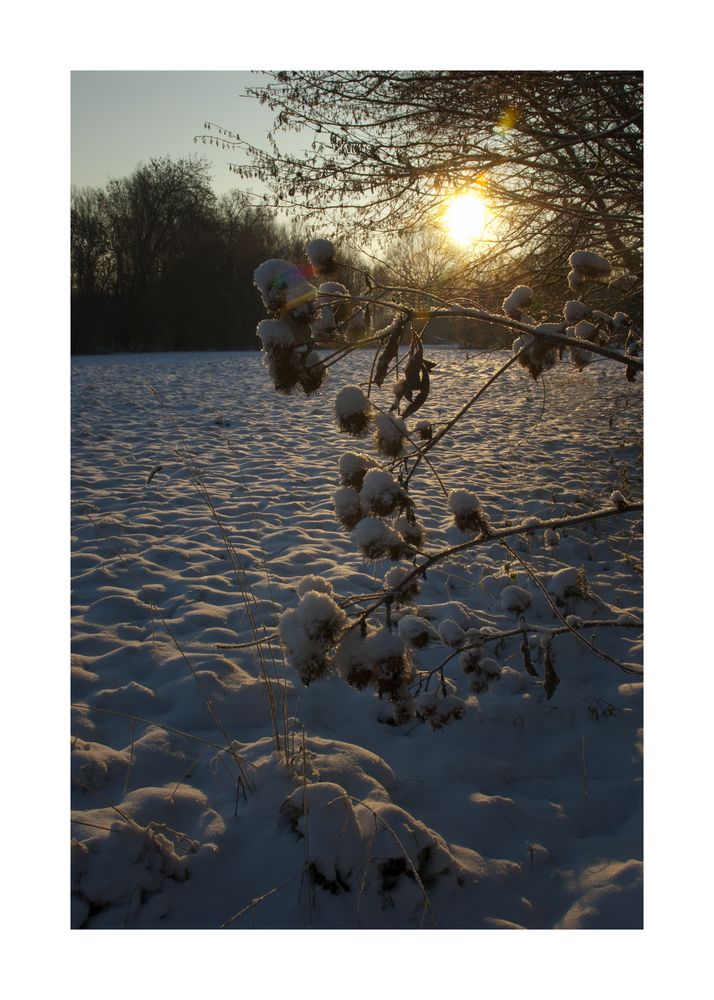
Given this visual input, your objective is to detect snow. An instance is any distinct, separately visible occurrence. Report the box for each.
[569,250,612,278]
[256,318,294,352]
[333,485,363,529]
[253,259,316,317]
[305,238,336,273]
[334,384,373,435]
[71,348,642,929]
[567,268,587,291]
[296,575,334,597]
[338,450,377,488]
[360,469,404,516]
[352,516,406,560]
[564,300,590,324]
[502,285,534,318]
[373,412,407,457]
[438,618,466,647]
[397,614,434,647]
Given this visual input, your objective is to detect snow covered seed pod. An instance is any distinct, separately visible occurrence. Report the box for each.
[384,563,421,603]
[564,300,591,324]
[373,413,407,458]
[397,614,434,648]
[390,695,416,726]
[353,518,407,560]
[609,273,638,293]
[257,319,300,394]
[364,629,414,700]
[544,527,560,548]
[569,250,611,279]
[333,487,363,530]
[396,515,426,549]
[306,238,337,275]
[333,629,376,690]
[415,691,466,730]
[298,591,346,645]
[360,469,406,517]
[293,349,327,395]
[414,419,433,441]
[311,282,350,338]
[569,319,599,370]
[334,385,373,436]
[296,575,334,598]
[448,489,491,535]
[502,285,534,319]
[254,259,316,319]
[547,566,587,602]
[567,269,587,292]
[467,657,502,694]
[612,311,630,333]
[338,451,378,489]
[257,318,295,355]
[500,585,531,613]
[278,608,329,684]
[278,592,347,685]
[438,619,466,648]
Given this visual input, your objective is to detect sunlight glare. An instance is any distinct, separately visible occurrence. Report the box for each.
[442,192,490,247]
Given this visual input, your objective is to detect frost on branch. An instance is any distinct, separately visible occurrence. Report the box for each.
[568,319,603,371]
[335,385,373,436]
[257,320,326,396]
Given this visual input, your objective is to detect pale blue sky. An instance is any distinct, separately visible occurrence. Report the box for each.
[71,71,304,197]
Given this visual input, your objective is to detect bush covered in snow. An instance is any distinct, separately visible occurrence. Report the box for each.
[249,237,642,729]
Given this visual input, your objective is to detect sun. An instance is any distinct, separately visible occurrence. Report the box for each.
[442,191,491,247]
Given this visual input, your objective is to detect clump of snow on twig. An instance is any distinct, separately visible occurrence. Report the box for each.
[335,385,373,436]
[306,238,337,275]
[502,286,534,319]
[374,413,407,458]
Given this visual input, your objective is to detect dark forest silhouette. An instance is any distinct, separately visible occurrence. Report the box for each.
[71,157,308,354]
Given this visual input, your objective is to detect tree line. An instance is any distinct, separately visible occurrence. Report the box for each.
[71,156,307,354]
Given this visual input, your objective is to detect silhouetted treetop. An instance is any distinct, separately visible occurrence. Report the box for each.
[202,71,642,278]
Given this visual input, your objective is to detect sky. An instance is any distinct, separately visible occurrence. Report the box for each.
[71,71,305,198]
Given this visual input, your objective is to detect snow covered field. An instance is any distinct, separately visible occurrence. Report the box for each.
[71,348,643,929]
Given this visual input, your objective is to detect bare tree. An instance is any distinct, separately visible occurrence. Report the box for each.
[201,71,642,290]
